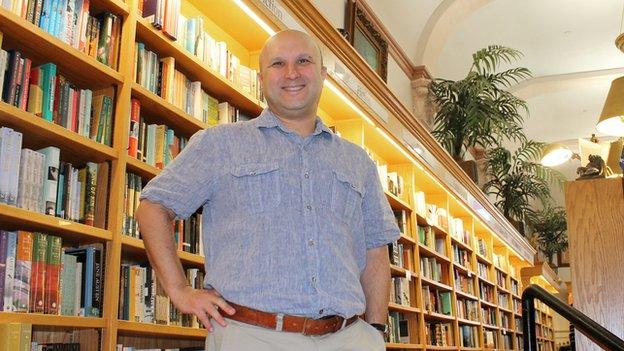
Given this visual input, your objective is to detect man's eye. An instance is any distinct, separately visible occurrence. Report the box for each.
[298,58,311,64]
[271,61,284,67]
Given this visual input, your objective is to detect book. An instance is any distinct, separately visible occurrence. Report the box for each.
[37,146,60,215]
[29,232,47,313]
[2,231,16,311]
[60,253,77,316]
[12,231,33,312]
[44,234,62,314]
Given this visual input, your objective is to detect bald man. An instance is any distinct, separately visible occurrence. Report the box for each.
[136,30,399,351]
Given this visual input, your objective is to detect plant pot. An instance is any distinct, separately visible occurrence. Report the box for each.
[458,159,479,184]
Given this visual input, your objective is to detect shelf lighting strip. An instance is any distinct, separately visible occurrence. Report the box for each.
[233,0,276,35]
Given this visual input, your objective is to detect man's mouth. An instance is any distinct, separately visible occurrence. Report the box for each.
[282,85,305,92]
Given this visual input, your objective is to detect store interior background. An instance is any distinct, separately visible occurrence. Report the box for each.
[312,0,624,347]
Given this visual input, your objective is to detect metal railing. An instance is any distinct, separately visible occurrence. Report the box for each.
[522,284,624,351]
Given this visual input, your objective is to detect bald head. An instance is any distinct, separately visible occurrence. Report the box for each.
[259,29,324,73]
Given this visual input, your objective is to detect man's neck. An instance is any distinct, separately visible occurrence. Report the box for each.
[273,111,317,137]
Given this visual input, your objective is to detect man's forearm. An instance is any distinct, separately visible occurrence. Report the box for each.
[360,245,391,323]
[135,200,189,301]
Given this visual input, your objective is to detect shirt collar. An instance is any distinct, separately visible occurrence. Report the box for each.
[254,108,333,137]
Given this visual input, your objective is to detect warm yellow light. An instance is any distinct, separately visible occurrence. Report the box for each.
[597,76,624,136]
[233,0,276,35]
[541,143,573,167]
[323,80,375,126]
[375,127,420,166]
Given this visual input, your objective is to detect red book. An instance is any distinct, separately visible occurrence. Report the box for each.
[44,235,62,314]
[128,98,140,157]
[71,88,80,132]
[13,231,33,312]
[29,232,48,313]
[18,58,32,110]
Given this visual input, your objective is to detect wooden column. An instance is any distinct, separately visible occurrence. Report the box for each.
[564,177,624,351]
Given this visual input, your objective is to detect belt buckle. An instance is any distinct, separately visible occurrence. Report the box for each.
[275,313,284,332]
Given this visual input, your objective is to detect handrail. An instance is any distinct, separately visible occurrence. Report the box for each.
[522,284,624,351]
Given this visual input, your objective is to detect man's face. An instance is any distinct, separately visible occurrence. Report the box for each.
[259,32,327,120]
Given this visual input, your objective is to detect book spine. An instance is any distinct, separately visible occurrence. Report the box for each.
[83,162,96,226]
[44,235,62,314]
[37,146,60,216]
[7,130,23,206]
[0,231,9,311]
[3,231,17,311]
[128,98,140,158]
[12,231,33,312]
[29,232,47,313]
[40,63,57,122]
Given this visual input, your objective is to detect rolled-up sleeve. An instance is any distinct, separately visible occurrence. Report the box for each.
[361,159,400,249]
[140,128,224,219]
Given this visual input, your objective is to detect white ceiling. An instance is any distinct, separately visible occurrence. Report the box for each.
[367,0,624,181]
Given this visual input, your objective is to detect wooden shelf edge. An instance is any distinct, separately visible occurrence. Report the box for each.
[0,103,117,162]
[0,312,105,327]
[385,191,412,211]
[116,320,206,338]
[388,302,420,314]
[121,235,204,266]
[0,204,112,241]
[103,0,130,15]
[386,342,423,349]
[126,155,160,179]
[420,276,452,291]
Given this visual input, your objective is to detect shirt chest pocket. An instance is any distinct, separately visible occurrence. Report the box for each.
[230,162,281,213]
[330,169,364,224]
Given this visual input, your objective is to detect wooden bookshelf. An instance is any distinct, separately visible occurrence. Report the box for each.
[0,0,538,349]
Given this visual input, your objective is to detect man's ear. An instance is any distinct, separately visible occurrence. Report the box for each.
[321,66,327,80]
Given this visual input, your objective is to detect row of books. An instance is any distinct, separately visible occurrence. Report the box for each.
[116,347,202,351]
[481,305,497,326]
[1,231,105,317]
[456,298,478,321]
[420,256,444,283]
[390,277,410,306]
[448,216,471,246]
[386,311,409,344]
[417,225,446,256]
[0,2,121,69]
[138,0,262,100]
[454,268,475,296]
[495,266,508,290]
[128,112,189,169]
[425,204,449,230]
[513,298,521,314]
[0,323,82,351]
[452,244,470,268]
[477,261,489,280]
[493,252,508,271]
[422,286,451,315]
[501,312,511,329]
[393,209,407,234]
[0,127,109,226]
[483,329,497,348]
[376,165,404,197]
[498,291,510,309]
[511,278,519,295]
[0,50,114,145]
[479,281,494,303]
[118,264,203,328]
[476,237,488,257]
[458,325,479,348]
[425,322,452,347]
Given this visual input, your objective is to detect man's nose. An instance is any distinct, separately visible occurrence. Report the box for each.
[285,63,300,79]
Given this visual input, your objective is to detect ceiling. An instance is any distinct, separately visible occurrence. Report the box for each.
[366,0,624,203]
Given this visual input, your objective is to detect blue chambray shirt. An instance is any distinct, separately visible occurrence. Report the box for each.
[140,109,400,318]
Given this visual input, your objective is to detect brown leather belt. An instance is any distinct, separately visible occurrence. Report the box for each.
[225,302,359,336]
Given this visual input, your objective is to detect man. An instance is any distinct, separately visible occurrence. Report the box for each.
[135,29,399,351]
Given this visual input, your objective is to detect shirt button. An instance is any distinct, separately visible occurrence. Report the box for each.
[250,171,256,176]
[306,205,312,211]
[308,239,315,247]
[311,276,317,283]
[319,309,324,315]
[304,172,309,179]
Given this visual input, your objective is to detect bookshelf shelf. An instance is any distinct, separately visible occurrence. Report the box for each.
[116,320,206,338]
[480,299,497,309]
[455,290,478,301]
[452,262,471,275]
[426,345,457,350]
[0,103,117,164]
[0,7,123,88]
[385,191,411,211]
[0,312,105,328]
[399,233,417,245]
[418,244,451,264]
[121,235,204,267]
[482,324,500,330]
[478,276,496,287]
[385,342,423,349]
[388,302,420,314]
[457,317,480,326]
[450,236,473,252]
[498,306,513,314]
[100,0,130,15]
[126,155,160,180]
[134,17,263,117]
[423,311,455,322]
[0,203,112,242]
[131,82,207,137]
[476,253,492,265]
[497,286,511,294]
[420,276,452,291]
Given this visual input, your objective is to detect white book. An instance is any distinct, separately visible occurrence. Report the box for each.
[34,151,46,213]
[145,124,156,166]
[75,261,83,315]
[77,89,86,136]
[0,50,8,99]
[217,41,227,77]
[191,81,202,121]
[6,130,22,206]
[3,231,17,311]
[0,127,14,204]
[16,149,33,210]
[217,102,230,124]
[0,0,11,11]
[36,146,60,215]
[82,89,92,137]
[377,164,388,191]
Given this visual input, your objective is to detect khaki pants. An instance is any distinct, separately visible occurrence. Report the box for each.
[205,318,385,351]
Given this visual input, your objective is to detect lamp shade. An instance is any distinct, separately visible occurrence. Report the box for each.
[541,143,573,167]
[597,76,624,136]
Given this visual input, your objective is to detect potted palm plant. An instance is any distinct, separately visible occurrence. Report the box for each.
[429,45,531,181]
[525,206,568,264]
[481,140,566,232]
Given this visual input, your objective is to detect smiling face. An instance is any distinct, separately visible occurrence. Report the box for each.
[259,30,327,121]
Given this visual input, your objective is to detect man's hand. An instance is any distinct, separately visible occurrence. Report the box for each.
[169,286,236,332]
